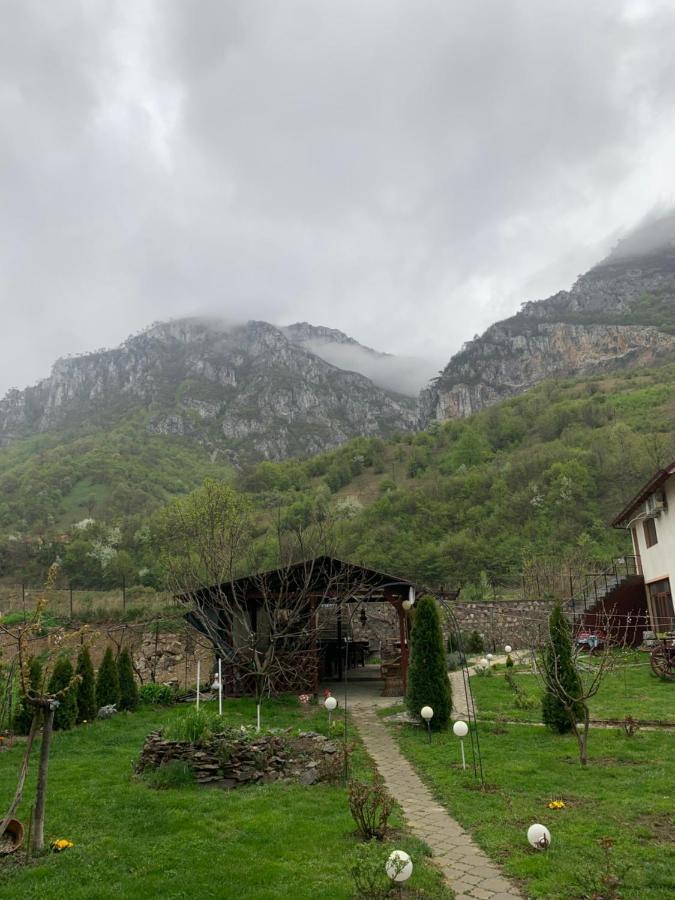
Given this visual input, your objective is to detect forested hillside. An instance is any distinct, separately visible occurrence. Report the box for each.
[3,362,674,592]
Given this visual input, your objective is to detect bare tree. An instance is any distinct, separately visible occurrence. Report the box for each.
[526,603,633,765]
[0,567,82,853]
[154,480,386,730]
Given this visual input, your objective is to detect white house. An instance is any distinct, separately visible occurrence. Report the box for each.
[612,461,675,632]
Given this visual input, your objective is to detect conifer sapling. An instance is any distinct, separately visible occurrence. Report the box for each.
[96,646,121,709]
[117,647,139,711]
[406,595,452,730]
[76,645,97,723]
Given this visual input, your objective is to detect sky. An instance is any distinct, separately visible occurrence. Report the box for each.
[1,0,675,397]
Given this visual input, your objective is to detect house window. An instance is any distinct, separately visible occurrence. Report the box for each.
[648,578,673,631]
[643,517,658,548]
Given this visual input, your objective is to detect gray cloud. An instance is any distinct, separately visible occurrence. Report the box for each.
[1,1,675,396]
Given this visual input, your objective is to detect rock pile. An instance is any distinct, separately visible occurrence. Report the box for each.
[136,729,341,789]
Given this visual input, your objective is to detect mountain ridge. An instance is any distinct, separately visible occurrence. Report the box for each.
[422,213,675,423]
[0,317,418,462]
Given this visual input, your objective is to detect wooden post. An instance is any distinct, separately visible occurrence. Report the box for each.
[312,598,319,696]
[69,583,73,620]
[122,575,126,613]
[398,600,409,694]
[31,704,55,854]
[336,605,343,681]
[196,659,201,710]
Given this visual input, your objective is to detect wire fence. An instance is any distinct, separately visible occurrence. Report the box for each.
[0,580,179,623]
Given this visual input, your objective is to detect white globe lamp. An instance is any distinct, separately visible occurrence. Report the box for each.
[402,586,415,611]
[504,645,512,654]
[527,823,551,850]
[385,850,413,883]
[324,695,337,725]
[420,705,434,743]
[453,720,469,769]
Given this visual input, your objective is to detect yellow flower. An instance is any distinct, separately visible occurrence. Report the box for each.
[547,799,566,809]
[51,839,74,852]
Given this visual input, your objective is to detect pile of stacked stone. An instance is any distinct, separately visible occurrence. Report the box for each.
[136,729,339,789]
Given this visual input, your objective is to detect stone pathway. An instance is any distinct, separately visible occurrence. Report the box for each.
[449,666,477,720]
[350,702,523,900]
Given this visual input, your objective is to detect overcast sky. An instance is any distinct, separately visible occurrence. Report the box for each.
[1,0,675,397]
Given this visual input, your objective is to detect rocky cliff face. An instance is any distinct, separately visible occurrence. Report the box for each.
[422,223,675,423]
[0,318,417,461]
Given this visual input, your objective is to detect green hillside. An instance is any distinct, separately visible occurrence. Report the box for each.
[238,364,674,589]
[2,363,674,590]
[0,413,233,579]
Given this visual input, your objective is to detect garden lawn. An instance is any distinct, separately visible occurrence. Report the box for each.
[0,697,450,899]
[393,717,674,899]
[470,655,675,724]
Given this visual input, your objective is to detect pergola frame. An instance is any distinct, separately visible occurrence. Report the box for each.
[182,555,437,693]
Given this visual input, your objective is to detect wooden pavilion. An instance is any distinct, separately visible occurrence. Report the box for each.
[181,555,455,697]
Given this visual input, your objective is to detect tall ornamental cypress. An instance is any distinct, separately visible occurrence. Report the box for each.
[406,595,452,730]
[48,656,78,730]
[542,601,584,734]
[13,656,43,735]
[117,648,139,711]
[76,646,97,723]
[96,647,121,708]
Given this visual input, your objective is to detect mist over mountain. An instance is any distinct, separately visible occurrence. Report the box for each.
[283,322,439,397]
[423,209,675,423]
[0,317,417,463]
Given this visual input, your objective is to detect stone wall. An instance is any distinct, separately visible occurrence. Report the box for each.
[348,598,563,652]
[0,627,214,691]
[448,599,559,650]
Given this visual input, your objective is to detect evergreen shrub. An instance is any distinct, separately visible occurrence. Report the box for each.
[96,647,121,709]
[542,601,584,734]
[48,656,78,730]
[406,595,452,730]
[465,631,485,654]
[117,648,139,711]
[75,646,97,723]
[12,657,42,735]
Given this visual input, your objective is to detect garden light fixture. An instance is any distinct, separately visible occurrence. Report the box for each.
[402,586,415,611]
[324,695,337,726]
[504,645,512,654]
[452,719,469,769]
[527,823,551,850]
[385,849,413,883]
[420,705,433,743]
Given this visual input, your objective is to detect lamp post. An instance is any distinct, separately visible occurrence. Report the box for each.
[385,849,412,896]
[453,720,468,769]
[486,653,493,667]
[196,659,201,711]
[211,658,222,716]
[324,695,337,727]
[527,823,551,850]
[420,705,433,743]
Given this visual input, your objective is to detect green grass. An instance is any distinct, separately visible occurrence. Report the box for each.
[471,656,675,724]
[0,697,450,899]
[394,720,675,899]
